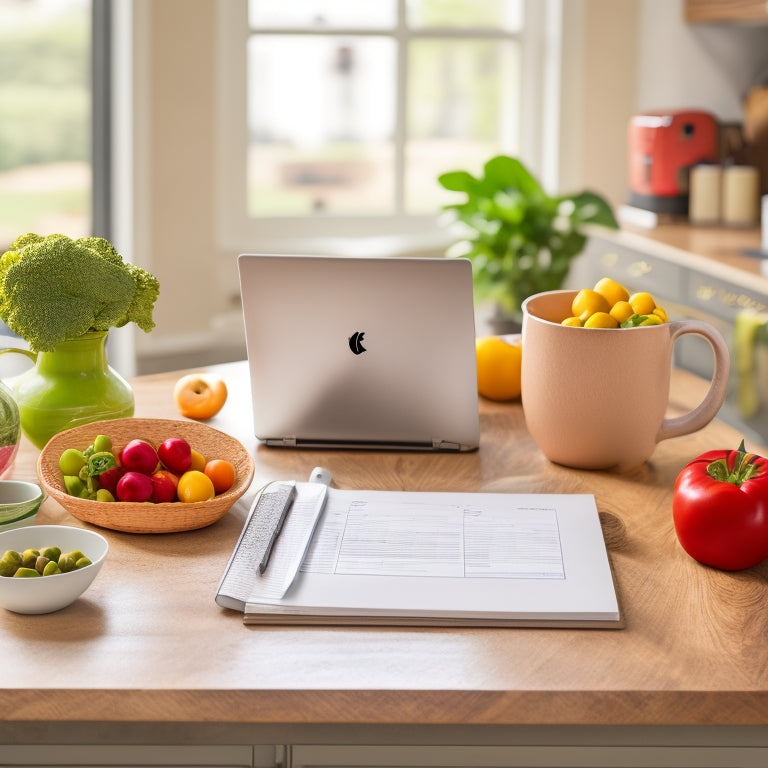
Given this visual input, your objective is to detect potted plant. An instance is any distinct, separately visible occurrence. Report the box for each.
[0,233,160,447]
[437,155,618,329]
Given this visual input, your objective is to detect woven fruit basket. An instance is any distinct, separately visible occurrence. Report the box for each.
[37,418,254,534]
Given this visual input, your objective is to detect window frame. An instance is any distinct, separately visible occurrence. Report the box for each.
[214,0,557,256]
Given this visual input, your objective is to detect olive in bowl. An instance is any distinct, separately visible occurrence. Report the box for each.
[0,524,108,614]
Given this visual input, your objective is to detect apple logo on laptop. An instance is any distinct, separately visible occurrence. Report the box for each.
[348,331,366,355]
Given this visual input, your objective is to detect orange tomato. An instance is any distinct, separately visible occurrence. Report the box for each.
[475,335,522,401]
[174,374,228,420]
[176,470,216,503]
[204,459,235,494]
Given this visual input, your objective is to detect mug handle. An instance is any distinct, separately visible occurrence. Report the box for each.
[657,320,730,442]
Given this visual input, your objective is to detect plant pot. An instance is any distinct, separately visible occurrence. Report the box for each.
[0,332,134,449]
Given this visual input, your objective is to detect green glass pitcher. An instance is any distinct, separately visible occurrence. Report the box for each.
[0,331,134,449]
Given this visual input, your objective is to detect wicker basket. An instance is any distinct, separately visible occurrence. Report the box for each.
[37,418,255,534]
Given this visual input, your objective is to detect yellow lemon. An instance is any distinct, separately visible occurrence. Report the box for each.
[177,470,216,503]
[593,277,629,307]
[571,288,610,323]
[475,335,523,401]
[584,311,619,329]
[609,300,634,324]
[629,291,656,315]
[189,449,206,472]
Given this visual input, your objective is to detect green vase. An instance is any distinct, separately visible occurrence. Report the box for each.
[1,331,135,449]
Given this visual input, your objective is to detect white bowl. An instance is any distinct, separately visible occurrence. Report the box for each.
[0,524,108,614]
[0,480,45,524]
[0,508,39,531]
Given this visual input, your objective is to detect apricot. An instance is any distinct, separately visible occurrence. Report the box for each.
[173,374,228,420]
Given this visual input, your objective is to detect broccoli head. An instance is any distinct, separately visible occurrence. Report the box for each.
[0,233,160,352]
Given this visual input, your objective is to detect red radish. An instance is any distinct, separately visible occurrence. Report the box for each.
[116,471,153,502]
[150,470,179,503]
[157,437,192,475]
[97,465,126,495]
[120,439,159,475]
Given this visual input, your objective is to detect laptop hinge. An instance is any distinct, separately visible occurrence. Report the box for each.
[432,439,462,452]
[266,437,297,447]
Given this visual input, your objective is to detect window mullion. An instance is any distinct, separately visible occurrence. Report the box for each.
[394,0,408,216]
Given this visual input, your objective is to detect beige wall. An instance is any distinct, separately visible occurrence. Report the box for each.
[129,0,236,369]
[123,0,758,372]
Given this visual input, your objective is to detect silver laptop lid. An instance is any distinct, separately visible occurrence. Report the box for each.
[237,254,480,451]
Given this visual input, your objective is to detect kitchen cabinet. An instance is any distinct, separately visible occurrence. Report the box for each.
[0,745,281,768]
[685,0,768,23]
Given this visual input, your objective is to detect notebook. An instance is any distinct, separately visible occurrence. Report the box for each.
[237,254,480,451]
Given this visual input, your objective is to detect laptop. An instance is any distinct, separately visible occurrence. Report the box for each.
[237,253,480,451]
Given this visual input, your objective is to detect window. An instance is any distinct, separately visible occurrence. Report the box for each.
[0,0,93,248]
[216,0,551,253]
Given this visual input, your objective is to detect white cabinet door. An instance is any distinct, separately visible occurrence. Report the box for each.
[0,744,281,768]
[289,744,768,768]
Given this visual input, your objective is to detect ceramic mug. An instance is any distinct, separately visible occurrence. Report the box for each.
[521,290,730,470]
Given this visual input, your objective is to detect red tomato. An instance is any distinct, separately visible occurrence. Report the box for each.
[672,441,768,570]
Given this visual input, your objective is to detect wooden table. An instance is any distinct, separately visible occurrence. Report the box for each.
[3,361,768,762]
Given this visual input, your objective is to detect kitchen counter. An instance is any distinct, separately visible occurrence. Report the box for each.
[3,361,768,763]
[597,219,768,295]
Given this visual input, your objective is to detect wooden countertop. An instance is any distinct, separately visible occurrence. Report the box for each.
[605,219,768,292]
[3,360,768,730]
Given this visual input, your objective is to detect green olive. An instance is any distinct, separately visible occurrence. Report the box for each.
[13,567,41,578]
[59,448,86,476]
[0,550,22,577]
[58,554,77,573]
[93,434,112,453]
[75,557,92,569]
[63,475,86,497]
[21,549,40,568]
[41,546,61,562]
[34,555,50,574]
[42,561,62,576]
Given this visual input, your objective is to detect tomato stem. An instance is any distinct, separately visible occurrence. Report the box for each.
[706,439,760,486]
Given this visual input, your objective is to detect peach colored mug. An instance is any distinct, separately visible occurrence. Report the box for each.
[521,290,730,470]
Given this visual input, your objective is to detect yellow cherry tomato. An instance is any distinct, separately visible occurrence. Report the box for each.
[609,300,634,324]
[177,470,216,503]
[593,277,629,307]
[629,291,656,315]
[653,306,668,322]
[561,316,583,327]
[189,449,206,472]
[475,335,523,401]
[572,289,610,323]
[584,311,619,329]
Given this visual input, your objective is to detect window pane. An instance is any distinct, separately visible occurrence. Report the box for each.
[247,35,396,216]
[405,38,520,213]
[249,0,395,30]
[0,0,91,246]
[407,0,523,31]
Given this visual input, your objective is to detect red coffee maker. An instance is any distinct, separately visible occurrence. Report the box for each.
[628,110,719,214]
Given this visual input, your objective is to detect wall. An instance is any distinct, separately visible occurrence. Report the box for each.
[123,0,241,374]
[120,0,768,373]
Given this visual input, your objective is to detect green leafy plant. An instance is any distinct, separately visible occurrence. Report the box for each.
[438,155,619,316]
